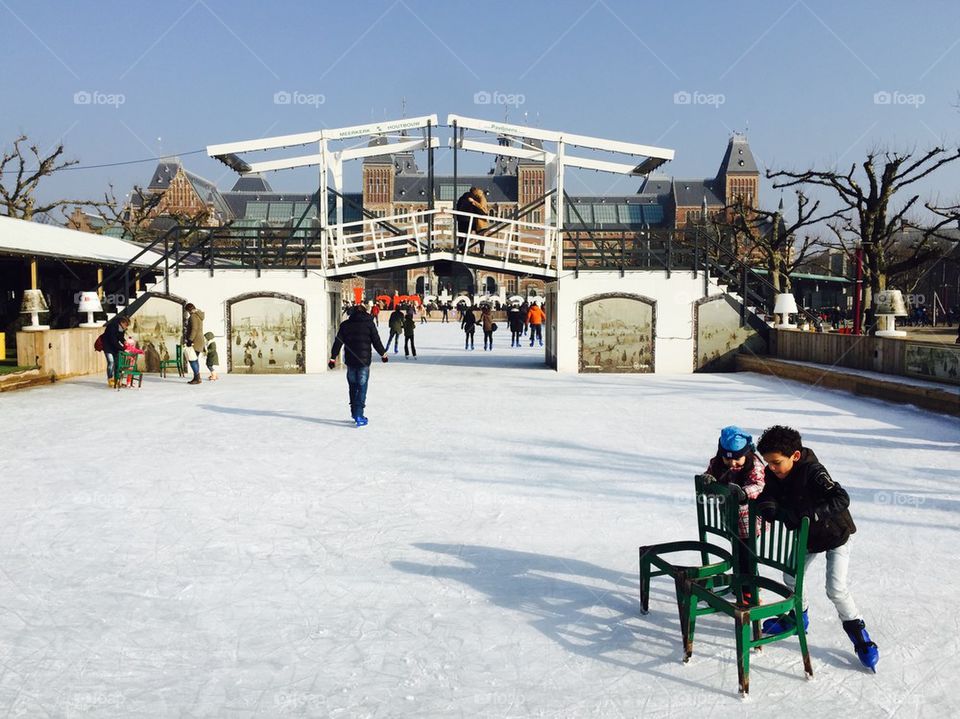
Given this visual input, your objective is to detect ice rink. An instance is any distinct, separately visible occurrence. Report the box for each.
[1,321,957,717]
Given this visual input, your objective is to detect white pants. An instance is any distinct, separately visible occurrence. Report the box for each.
[783,539,860,622]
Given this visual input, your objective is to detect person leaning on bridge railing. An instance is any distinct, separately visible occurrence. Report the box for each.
[455,187,489,254]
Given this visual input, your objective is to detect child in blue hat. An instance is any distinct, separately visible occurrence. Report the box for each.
[703,426,766,586]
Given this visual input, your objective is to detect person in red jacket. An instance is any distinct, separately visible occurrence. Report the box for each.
[527,302,546,347]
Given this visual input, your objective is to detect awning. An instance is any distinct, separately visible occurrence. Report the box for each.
[0,215,162,268]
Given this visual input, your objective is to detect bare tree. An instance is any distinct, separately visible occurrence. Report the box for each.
[768,147,960,322]
[708,191,842,298]
[0,135,101,220]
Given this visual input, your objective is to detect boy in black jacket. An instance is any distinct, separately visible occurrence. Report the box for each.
[755,425,878,671]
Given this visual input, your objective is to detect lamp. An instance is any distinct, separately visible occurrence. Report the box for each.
[20,289,50,331]
[874,289,908,338]
[773,293,798,329]
[77,291,104,327]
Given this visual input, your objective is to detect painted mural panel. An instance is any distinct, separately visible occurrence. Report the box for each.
[127,296,183,373]
[696,297,758,371]
[904,343,960,385]
[228,296,305,374]
[580,296,654,373]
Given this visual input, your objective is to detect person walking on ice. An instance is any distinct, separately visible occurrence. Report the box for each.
[328,304,388,427]
[386,305,404,354]
[403,312,417,359]
[755,424,879,672]
[527,301,545,347]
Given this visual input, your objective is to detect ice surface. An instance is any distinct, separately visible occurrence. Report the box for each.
[1,321,957,716]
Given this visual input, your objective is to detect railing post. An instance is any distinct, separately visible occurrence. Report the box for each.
[174,227,181,277]
[666,231,672,279]
[208,229,216,277]
[693,226,700,280]
[163,229,170,294]
[741,262,748,327]
[619,235,625,277]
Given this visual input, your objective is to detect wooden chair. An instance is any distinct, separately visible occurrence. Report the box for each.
[638,476,740,625]
[679,508,812,696]
[159,344,184,378]
[115,351,143,389]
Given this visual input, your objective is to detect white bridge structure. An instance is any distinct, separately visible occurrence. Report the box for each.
[130,114,761,374]
[206,114,673,281]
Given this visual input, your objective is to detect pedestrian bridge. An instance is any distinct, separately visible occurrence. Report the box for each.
[324,207,559,280]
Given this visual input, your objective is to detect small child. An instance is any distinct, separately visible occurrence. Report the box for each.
[121,335,145,387]
[755,425,879,671]
[703,426,766,584]
[204,331,219,381]
[123,335,144,357]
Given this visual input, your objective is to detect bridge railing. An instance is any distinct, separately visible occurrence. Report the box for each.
[325,208,560,273]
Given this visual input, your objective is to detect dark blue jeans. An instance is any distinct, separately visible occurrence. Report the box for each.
[346,365,370,419]
[104,352,117,380]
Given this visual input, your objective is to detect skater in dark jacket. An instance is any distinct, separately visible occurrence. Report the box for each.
[403,313,417,359]
[101,315,130,386]
[507,305,524,347]
[755,425,878,671]
[461,306,477,350]
[386,307,404,354]
[328,305,388,427]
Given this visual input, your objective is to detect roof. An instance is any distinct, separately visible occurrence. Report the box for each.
[564,196,667,228]
[144,160,233,219]
[230,174,273,192]
[717,134,758,176]
[0,215,162,267]
[222,191,364,224]
[394,175,518,204]
[753,269,851,283]
[673,179,725,208]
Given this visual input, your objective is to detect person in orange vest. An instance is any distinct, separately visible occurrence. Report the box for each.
[527,301,546,347]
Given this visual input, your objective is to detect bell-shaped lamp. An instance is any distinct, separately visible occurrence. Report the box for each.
[20,289,51,331]
[773,292,798,329]
[874,289,908,337]
[77,291,104,328]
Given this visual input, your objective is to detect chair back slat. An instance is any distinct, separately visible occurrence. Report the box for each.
[748,504,810,582]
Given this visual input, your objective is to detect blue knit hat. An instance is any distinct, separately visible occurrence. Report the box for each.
[719,426,753,459]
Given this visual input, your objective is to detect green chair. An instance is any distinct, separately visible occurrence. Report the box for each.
[679,508,811,696]
[159,344,184,378]
[115,351,143,389]
[638,476,740,622]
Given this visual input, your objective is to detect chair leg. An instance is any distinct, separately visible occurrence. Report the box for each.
[736,615,751,696]
[677,576,695,661]
[638,548,651,614]
[796,613,814,677]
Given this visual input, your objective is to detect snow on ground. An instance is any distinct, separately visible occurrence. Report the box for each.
[0,321,957,717]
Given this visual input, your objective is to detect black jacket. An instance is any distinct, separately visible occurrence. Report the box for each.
[507,307,524,331]
[330,312,386,368]
[101,319,126,354]
[461,309,477,329]
[756,448,857,553]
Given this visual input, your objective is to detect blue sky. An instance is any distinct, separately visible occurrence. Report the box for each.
[2,0,959,218]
